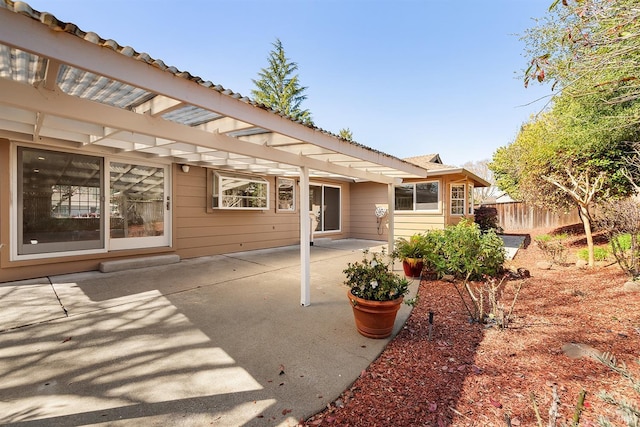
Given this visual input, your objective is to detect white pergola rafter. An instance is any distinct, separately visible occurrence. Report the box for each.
[0,78,406,184]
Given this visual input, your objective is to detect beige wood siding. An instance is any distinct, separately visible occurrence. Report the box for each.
[175,170,351,258]
[174,165,301,259]
[349,182,388,241]
[393,213,446,240]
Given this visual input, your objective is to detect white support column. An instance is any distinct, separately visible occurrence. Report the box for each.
[299,166,311,306]
[387,183,395,253]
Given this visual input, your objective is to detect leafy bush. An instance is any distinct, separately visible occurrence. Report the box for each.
[474,205,502,233]
[424,219,506,280]
[577,247,610,262]
[421,229,445,275]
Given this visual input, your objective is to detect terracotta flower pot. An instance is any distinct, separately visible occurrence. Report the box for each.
[402,258,424,279]
[348,290,403,339]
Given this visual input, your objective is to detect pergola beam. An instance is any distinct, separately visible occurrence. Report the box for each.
[0,78,399,184]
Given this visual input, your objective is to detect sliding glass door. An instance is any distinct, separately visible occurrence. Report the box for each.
[309,184,341,232]
[16,146,170,258]
[109,162,169,250]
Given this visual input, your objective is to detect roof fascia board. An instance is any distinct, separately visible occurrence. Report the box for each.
[0,8,426,178]
[0,77,398,184]
[426,168,491,187]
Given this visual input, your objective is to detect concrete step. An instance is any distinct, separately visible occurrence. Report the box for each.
[99,254,180,273]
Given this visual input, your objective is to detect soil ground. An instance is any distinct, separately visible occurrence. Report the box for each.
[303,225,640,426]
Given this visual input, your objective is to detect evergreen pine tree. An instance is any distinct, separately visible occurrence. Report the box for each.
[251,39,313,125]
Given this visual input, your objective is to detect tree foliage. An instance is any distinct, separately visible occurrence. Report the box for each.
[524,0,640,131]
[251,38,313,125]
[492,0,640,266]
[339,128,354,141]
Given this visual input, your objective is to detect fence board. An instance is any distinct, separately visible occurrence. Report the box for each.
[481,202,580,231]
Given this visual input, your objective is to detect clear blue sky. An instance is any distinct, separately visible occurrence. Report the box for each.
[26,0,552,167]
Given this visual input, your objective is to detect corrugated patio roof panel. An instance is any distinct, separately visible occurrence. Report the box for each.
[0,45,45,84]
[57,64,156,109]
[161,105,223,127]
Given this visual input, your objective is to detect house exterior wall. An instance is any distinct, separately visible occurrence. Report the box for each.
[392,174,478,240]
[349,182,390,241]
[0,142,352,282]
[174,165,302,259]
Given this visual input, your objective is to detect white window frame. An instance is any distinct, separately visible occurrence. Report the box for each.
[276,177,296,212]
[450,183,466,216]
[393,180,441,213]
[11,143,171,260]
[107,159,171,251]
[212,171,269,210]
[468,183,474,215]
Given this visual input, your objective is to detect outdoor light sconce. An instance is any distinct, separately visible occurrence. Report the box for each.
[181,164,190,173]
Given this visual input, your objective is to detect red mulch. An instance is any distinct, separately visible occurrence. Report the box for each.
[303,226,640,426]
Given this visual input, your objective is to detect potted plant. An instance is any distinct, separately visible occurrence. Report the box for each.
[344,250,410,338]
[393,233,427,278]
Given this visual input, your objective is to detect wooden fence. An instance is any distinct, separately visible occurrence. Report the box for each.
[481,202,581,231]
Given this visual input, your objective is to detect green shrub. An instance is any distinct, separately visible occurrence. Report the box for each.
[425,219,505,280]
[577,247,610,262]
[612,233,632,252]
[421,229,446,275]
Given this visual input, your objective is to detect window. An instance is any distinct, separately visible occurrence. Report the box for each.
[110,163,166,240]
[15,146,170,258]
[277,178,295,212]
[17,147,104,255]
[467,184,474,215]
[213,172,269,210]
[451,184,466,216]
[394,181,440,212]
[309,184,340,232]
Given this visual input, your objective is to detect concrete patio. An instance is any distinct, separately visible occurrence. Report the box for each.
[0,240,418,427]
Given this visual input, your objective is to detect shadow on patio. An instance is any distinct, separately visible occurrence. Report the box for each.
[0,240,417,426]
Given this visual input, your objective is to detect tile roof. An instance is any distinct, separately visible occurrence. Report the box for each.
[404,154,491,187]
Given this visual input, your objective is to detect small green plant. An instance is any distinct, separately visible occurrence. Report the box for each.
[577,247,610,262]
[393,233,427,261]
[535,233,568,264]
[612,233,632,252]
[344,250,410,302]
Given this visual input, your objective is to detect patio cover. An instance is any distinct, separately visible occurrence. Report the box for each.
[0,1,427,305]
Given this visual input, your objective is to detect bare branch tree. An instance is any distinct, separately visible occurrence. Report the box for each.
[543,168,605,266]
